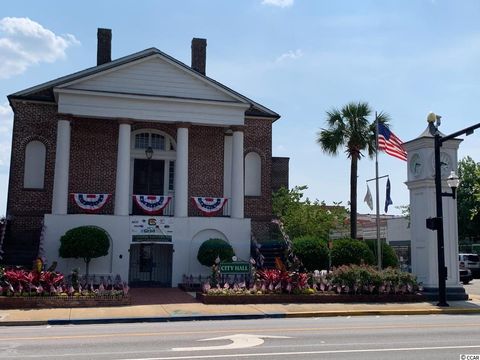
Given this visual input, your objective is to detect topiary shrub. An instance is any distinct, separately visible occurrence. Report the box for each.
[197,238,235,267]
[59,226,110,276]
[331,238,375,267]
[292,235,329,271]
[365,240,399,268]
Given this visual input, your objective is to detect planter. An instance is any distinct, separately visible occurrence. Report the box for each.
[0,295,131,309]
[197,292,426,305]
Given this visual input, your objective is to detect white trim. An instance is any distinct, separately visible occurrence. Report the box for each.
[54,88,249,109]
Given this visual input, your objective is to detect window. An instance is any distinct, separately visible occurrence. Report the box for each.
[245,152,261,196]
[24,140,46,189]
[134,132,168,151]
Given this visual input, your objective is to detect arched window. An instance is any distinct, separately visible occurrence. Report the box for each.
[245,152,261,196]
[24,140,46,189]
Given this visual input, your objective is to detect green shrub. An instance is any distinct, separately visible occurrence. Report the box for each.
[292,235,329,271]
[197,238,235,267]
[59,226,110,275]
[365,240,399,268]
[331,238,375,267]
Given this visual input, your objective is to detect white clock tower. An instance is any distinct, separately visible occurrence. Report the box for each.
[403,122,467,300]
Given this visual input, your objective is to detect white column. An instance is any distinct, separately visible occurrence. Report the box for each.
[114,121,131,216]
[52,119,71,214]
[175,124,189,217]
[231,127,244,219]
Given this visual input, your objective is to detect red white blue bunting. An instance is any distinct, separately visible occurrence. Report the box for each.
[133,195,172,215]
[192,197,228,216]
[71,193,111,213]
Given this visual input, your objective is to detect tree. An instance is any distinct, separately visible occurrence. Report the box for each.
[292,235,329,271]
[457,156,480,244]
[272,185,347,240]
[317,102,389,239]
[197,238,235,267]
[59,226,110,276]
[330,238,376,267]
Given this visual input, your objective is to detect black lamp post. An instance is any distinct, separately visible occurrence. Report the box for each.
[426,113,480,307]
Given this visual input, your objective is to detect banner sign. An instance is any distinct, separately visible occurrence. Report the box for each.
[71,193,111,213]
[133,195,172,215]
[219,262,251,274]
[130,217,174,241]
[192,197,228,216]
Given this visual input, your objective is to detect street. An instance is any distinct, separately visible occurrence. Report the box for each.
[0,313,479,360]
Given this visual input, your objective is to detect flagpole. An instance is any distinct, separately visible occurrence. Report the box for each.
[375,112,382,270]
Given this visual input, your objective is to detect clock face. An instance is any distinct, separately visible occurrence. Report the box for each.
[409,153,423,178]
[432,152,453,177]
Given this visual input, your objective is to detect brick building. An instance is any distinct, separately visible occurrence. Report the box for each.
[3,29,288,286]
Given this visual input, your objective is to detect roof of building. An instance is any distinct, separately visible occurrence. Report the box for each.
[8,47,280,120]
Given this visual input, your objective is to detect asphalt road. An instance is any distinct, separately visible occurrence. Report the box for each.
[0,314,480,360]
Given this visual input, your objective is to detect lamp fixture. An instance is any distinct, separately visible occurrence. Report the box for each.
[145,146,153,160]
[446,171,460,199]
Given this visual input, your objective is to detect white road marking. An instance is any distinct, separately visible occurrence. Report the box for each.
[171,334,290,351]
[121,344,480,360]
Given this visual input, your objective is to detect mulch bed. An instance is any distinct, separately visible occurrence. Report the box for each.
[197,292,426,304]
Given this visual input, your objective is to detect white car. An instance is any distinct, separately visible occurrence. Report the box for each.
[459,253,480,278]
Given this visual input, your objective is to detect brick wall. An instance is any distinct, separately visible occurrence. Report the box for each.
[271,157,289,192]
[244,118,273,241]
[68,117,118,214]
[188,125,224,215]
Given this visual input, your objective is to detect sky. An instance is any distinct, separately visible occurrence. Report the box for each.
[1,0,480,216]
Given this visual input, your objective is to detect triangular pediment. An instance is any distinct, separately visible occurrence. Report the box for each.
[60,54,241,103]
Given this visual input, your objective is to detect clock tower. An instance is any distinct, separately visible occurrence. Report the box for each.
[403,123,467,300]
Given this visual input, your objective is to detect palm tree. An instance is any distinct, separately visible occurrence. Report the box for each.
[317,102,389,239]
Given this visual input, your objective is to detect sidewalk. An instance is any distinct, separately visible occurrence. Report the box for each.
[1,289,479,326]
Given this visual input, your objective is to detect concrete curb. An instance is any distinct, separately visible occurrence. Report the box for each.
[284,308,480,318]
[46,313,286,326]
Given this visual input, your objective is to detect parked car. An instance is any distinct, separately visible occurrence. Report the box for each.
[460,267,473,285]
[459,253,480,278]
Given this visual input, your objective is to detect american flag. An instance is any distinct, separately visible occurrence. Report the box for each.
[377,123,407,161]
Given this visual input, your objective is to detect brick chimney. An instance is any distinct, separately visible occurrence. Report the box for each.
[191,38,207,75]
[97,28,112,66]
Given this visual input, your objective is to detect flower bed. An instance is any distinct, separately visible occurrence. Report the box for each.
[200,264,424,304]
[0,266,130,308]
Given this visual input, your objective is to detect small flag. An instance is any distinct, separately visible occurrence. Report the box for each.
[385,178,393,213]
[378,123,407,161]
[364,185,373,211]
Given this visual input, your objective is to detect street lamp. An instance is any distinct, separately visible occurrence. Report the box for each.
[446,171,460,199]
[426,113,480,307]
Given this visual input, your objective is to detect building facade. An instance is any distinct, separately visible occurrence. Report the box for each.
[3,29,287,286]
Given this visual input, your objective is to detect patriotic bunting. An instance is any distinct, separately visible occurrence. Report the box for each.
[192,197,228,216]
[133,195,172,215]
[71,193,111,213]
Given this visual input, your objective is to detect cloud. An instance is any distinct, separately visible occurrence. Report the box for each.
[262,0,294,8]
[276,49,303,62]
[0,103,12,168]
[0,17,80,79]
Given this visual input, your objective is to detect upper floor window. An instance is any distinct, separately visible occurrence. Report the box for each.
[245,152,262,196]
[135,132,166,151]
[24,140,46,189]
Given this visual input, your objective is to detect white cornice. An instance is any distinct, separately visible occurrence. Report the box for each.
[54,88,250,109]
